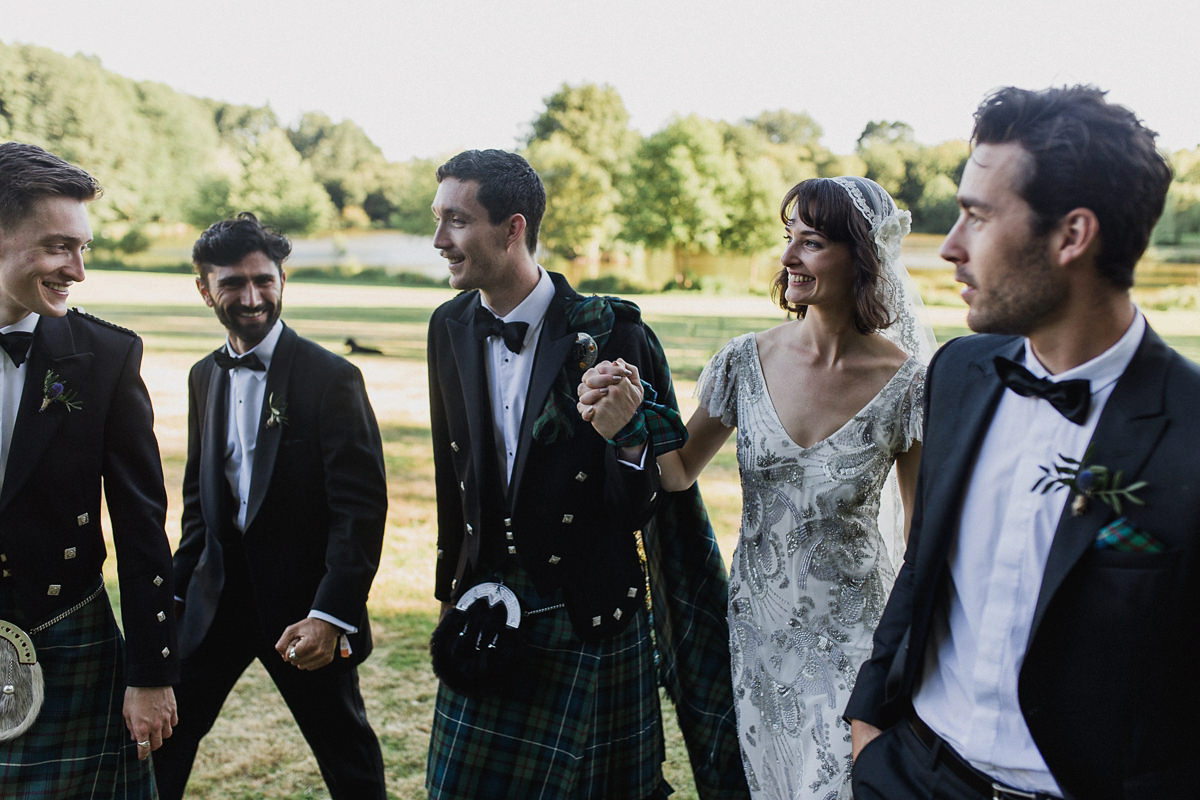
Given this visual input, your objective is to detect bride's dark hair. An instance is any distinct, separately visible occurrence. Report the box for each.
[771,178,896,334]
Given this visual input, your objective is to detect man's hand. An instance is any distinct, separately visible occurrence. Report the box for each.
[275,617,340,671]
[576,359,644,440]
[851,719,883,761]
[123,686,177,760]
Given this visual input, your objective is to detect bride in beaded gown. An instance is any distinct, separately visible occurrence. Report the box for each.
[580,176,934,799]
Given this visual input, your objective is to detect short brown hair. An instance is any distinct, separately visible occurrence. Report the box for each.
[0,142,101,231]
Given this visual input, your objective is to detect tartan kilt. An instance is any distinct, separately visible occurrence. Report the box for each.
[427,566,671,800]
[0,583,156,799]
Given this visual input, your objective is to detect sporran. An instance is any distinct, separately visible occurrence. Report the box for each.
[429,582,526,697]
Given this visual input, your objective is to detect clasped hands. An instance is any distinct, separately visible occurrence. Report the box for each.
[575,358,644,440]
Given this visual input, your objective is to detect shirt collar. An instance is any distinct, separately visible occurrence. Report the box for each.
[483,267,555,328]
[226,319,284,373]
[1022,307,1146,394]
[1,312,39,335]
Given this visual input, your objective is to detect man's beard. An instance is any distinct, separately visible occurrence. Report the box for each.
[967,239,1066,336]
[215,300,282,349]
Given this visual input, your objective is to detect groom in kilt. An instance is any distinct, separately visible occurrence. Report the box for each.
[0,142,178,797]
[425,149,746,799]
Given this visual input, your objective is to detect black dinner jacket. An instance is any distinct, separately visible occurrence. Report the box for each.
[0,310,178,686]
[173,323,386,667]
[846,326,1200,799]
[427,272,662,640]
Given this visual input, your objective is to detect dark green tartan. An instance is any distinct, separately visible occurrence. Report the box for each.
[0,585,156,799]
[642,485,748,799]
[427,565,671,799]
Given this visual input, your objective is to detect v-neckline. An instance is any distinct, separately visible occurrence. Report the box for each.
[748,333,912,452]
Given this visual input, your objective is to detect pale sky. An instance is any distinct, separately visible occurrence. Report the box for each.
[6,0,1199,161]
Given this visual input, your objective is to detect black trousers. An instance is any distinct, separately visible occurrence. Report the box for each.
[153,572,385,800]
[852,719,1059,800]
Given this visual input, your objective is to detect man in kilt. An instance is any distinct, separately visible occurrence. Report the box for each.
[0,142,178,797]
[426,149,746,799]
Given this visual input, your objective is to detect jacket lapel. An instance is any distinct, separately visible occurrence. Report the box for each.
[915,340,1017,579]
[508,281,575,505]
[244,325,295,529]
[1,315,92,514]
[1029,327,1170,639]
[198,357,229,531]
[447,300,493,501]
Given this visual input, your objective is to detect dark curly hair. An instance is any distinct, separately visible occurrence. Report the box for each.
[971,85,1172,289]
[191,212,292,278]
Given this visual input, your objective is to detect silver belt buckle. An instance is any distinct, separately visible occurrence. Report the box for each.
[992,784,1038,800]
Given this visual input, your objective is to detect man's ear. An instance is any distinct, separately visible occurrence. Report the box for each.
[195,275,214,307]
[1053,208,1101,267]
[505,213,528,252]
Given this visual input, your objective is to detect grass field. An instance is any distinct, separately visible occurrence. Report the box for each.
[76,270,1200,799]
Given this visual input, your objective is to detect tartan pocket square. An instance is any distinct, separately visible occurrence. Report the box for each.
[1093,517,1165,553]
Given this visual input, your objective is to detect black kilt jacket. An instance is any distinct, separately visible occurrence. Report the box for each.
[0,310,178,686]
[846,327,1200,799]
[428,272,664,641]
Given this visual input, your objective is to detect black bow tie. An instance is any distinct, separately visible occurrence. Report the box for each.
[994,356,1091,425]
[0,330,33,367]
[473,306,529,354]
[213,349,266,371]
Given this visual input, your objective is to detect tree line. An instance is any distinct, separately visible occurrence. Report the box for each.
[3,41,1198,267]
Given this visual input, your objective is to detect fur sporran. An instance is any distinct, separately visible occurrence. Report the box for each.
[0,620,44,741]
[429,583,525,697]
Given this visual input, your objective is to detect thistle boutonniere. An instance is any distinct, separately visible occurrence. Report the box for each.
[265,392,288,428]
[1032,447,1147,516]
[39,370,82,413]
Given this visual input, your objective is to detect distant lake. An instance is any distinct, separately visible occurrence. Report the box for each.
[278,231,1200,292]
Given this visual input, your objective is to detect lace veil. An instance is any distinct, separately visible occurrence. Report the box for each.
[829,175,937,364]
[830,176,936,573]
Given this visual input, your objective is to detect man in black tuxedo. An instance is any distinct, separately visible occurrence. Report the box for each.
[153,212,387,800]
[846,86,1196,799]
[0,142,177,795]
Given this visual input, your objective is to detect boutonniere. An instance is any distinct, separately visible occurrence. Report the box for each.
[265,392,288,428]
[39,370,82,413]
[1032,447,1147,516]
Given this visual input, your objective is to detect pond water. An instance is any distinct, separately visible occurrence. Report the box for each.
[280,231,1200,292]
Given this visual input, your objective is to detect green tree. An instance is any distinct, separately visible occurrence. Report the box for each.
[362,157,441,234]
[288,111,387,222]
[525,83,637,262]
[620,115,739,271]
[527,83,637,174]
[188,129,335,233]
[525,133,615,260]
[856,121,917,200]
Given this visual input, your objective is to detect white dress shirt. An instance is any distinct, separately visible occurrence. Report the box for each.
[913,311,1146,796]
[0,313,38,492]
[481,268,555,489]
[222,320,284,532]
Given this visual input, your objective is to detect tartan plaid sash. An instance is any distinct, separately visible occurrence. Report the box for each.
[531,295,686,453]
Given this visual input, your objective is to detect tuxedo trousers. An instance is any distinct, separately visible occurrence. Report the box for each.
[852,718,1061,800]
[153,544,385,800]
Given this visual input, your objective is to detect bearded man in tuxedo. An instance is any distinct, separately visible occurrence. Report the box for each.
[153,212,387,800]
